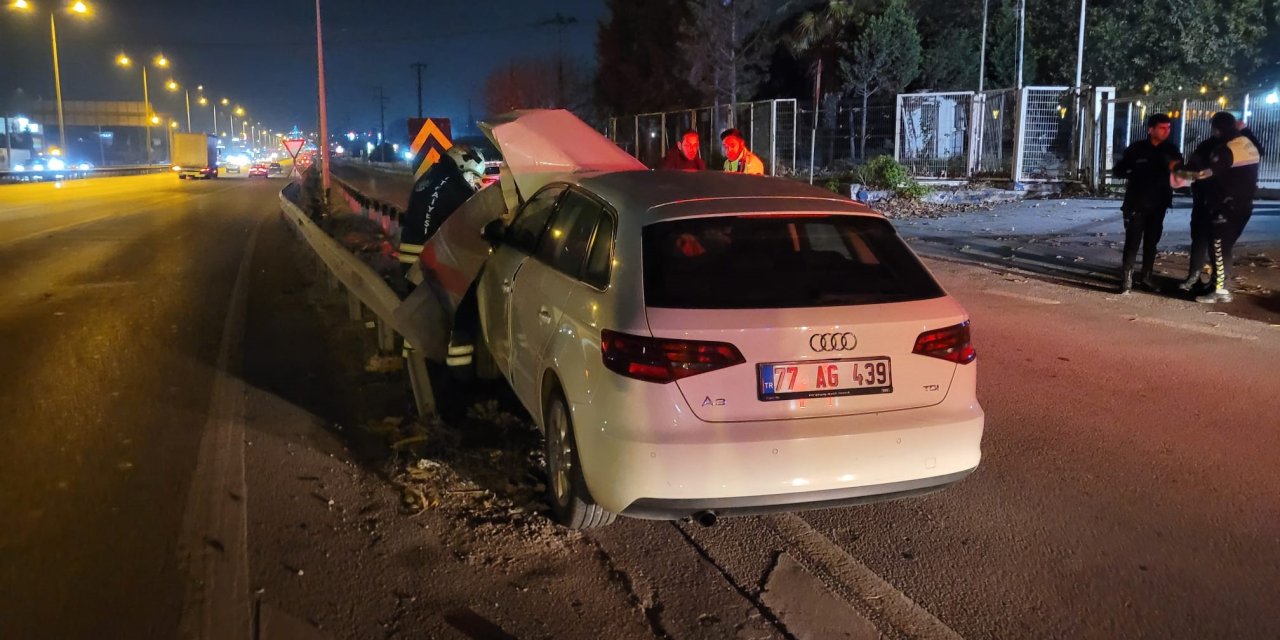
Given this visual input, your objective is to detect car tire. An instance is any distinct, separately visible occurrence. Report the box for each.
[544,390,616,529]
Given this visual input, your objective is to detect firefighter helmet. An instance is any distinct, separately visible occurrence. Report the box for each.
[447,144,486,189]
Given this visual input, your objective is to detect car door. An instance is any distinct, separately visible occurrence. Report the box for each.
[477,185,565,378]
[508,189,606,409]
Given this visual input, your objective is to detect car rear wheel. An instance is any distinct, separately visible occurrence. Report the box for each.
[544,390,615,529]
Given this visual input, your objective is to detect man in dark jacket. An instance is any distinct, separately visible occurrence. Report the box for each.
[660,129,706,171]
[1113,113,1183,293]
[1176,111,1262,303]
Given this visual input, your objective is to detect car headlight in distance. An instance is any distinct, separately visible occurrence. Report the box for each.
[13,164,24,172]
[47,158,66,171]
[172,165,182,171]
[77,162,93,170]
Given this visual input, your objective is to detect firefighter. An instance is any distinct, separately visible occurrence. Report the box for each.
[719,128,764,175]
[1176,112,1262,303]
[1112,113,1183,293]
[399,144,486,265]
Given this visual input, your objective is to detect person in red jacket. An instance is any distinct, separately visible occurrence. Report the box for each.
[660,129,706,171]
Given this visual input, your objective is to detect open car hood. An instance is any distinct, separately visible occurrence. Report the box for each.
[395,109,643,362]
[480,109,645,206]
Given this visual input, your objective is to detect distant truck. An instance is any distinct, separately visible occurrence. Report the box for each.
[171,133,218,179]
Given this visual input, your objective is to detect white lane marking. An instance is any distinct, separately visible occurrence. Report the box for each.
[762,514,963,640]
[177,216,262,640]
[1128,316,1259,341]
[982,289,1062,305]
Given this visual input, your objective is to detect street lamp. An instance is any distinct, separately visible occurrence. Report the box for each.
[9,0,93,156]
[116,52,170,164]
[165,79,191,132]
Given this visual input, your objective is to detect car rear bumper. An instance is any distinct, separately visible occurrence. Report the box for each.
[621,467,973,519]
[575,388,983,516]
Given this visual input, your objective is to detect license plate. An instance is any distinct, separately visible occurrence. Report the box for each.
[758,357,892,401]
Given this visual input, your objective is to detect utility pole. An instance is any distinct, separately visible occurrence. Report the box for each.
[410,62,427,118]
[537,12,577,107]
[375,86,389,145]
[1015,0,1026,90]
[978,0,989,93]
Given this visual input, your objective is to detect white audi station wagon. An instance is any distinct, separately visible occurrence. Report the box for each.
[467,135,984,529]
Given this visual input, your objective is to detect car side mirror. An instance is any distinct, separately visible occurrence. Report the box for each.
[481,219,506,245]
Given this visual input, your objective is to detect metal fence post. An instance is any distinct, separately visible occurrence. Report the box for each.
[894,94,903,162]
[1013,88,1029,182]
[660,112,667,156]
[770,100,778,176]
[1178,99,1189,153]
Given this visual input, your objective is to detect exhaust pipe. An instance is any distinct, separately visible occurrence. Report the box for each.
[693,510,718,528]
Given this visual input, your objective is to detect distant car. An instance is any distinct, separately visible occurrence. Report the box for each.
[224,163,240,174]
[268,162,282,174]
[248,163,269,177]
[480,160,501,188]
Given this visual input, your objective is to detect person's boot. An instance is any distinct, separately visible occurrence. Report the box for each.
[1137,269,1156,291]
[1195,288,1233,304]
[1119,267,1133,294]
[1177,272,1204,292]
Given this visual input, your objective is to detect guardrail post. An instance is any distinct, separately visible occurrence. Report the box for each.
[403,342,438,419]
[347,289,363,321]
[376,318,396,354]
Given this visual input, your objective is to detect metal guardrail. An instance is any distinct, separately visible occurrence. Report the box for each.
[0,164,173,184]
[277,185,440,418]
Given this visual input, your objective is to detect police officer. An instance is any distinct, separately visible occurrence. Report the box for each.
[399,144,486,265]
[1113,113,1183,293]
[1178,123,1264,293]
[1177,112,1262,303]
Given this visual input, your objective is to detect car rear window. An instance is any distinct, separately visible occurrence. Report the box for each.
[642,215,944,309]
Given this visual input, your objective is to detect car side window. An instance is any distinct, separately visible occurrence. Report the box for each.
[582,213,615,289]
[536,190,603,278]
[505,186,565,254]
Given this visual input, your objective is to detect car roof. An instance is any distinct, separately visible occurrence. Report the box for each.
[572,170,879,222]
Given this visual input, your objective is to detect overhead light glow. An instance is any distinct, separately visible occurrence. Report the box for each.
[1267,92,1279,105]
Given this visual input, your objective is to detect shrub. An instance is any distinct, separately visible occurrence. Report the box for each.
[857,155,929,200]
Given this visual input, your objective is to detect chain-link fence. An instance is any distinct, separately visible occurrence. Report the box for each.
[608,98,898,179]
[895,92,973,178]
[974,89,1017,178]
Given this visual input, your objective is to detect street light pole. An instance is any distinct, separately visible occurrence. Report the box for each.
[315,0,331,196]
[49,13,67,153]
[142,65,152,165]
[185,89,191,132]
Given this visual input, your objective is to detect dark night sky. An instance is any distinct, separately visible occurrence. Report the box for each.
[0,0,606,143]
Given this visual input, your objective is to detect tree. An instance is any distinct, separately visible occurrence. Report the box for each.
[678,0,775,114]
[595,0,695,115]
[483,57,592,116]
[840,0,922,159]
[1082,0,1268,96]
[780,1,863,101]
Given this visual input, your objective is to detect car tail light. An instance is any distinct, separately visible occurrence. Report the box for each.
[601,329,745,383]
[913,322,976,364]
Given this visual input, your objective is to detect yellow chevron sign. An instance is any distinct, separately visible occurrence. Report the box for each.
[407,118,453,181]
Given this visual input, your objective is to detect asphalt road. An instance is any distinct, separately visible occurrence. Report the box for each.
[2,172,1277,639]
[0,173,283,639]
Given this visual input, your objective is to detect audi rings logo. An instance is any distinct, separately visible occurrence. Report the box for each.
[810,332,857,352]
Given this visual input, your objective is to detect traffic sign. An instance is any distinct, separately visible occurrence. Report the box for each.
[406,118,452,181]
[282,138,306,159]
